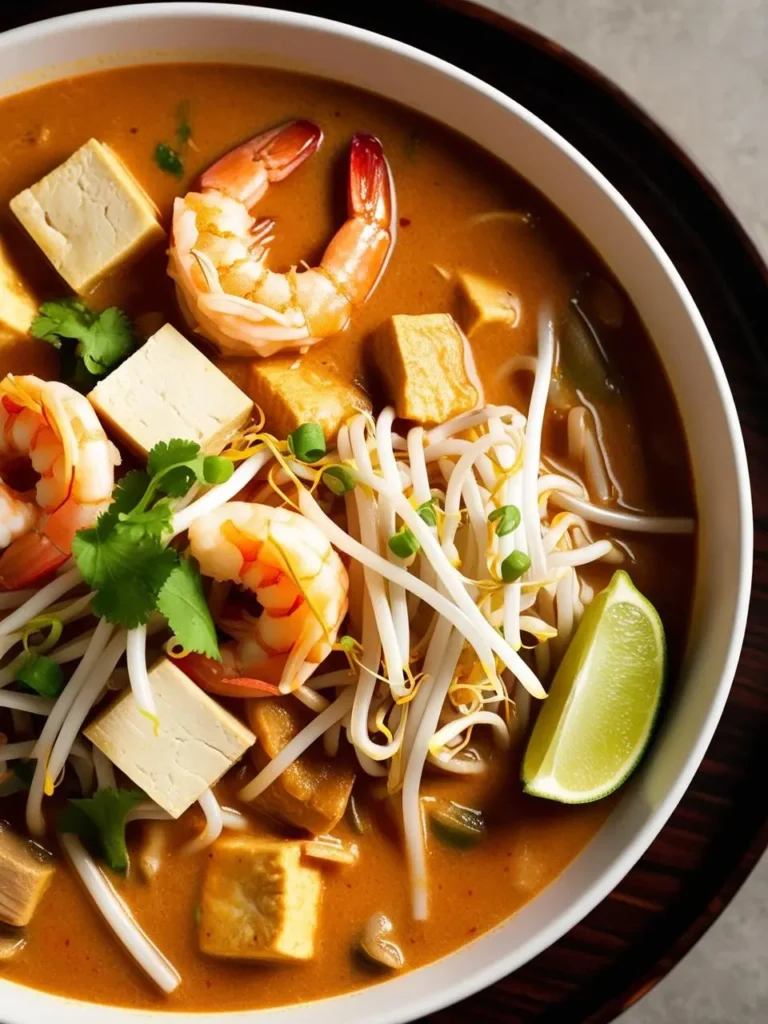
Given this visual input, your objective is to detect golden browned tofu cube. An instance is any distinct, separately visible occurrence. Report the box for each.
[246,698,355,834]
[200,837,321,962]
[10,139,164,295]
[89,324,253,457]
[370,313,480,425]
[247,354,371,443]
[0,236,37,338]
[455,271,520,343]
[0,822,55,927]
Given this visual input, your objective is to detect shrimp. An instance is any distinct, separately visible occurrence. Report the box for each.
[177,502,348,696]
[0,375,119,590]
[169,119,395,358]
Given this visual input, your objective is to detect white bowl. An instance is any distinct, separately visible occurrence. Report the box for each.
[0,5,752,1023]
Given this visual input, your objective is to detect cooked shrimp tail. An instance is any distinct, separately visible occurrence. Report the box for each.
[310,132,394,316]
[169,125,396,358]
[200,120,323,206]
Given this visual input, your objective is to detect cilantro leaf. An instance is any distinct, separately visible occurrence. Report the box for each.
[78,307,135,376]
[59,788,145,872]
[31,298,137,390]
[147,439,202,477]
[147,439,205,500]
[73,522,178,628]
[105,470,151,522]
[157,558,221,661]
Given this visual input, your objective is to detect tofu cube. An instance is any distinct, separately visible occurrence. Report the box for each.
[10,139,164,295]
[370,313,480,426]
[0,235,38,338]
[246,698,355,834]
[200,837,321,962]
[89,324,253,457]
[455,271,520,343]
[85,658,255,818]
[247,354,371,443]
[0,822,55,928]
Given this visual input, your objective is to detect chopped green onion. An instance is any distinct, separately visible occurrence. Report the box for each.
[488,504,521,537]
[288,422,326,463]
[154,142,184,177]
[15,654,64,698]
[417,500,437,527]
[388,527,420,559]
[430,801,486,849]
[23,615,63,655]
[322,465,356,496]
[193,904,202,925]
[501,549,531,583]
[202,456,234,485]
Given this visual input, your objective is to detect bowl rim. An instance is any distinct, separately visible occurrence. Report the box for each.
[0,4,753,1023]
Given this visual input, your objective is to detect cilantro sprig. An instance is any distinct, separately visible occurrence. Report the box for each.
[31,298,137,391]
[59,788,145,872]
[72,439,231,657]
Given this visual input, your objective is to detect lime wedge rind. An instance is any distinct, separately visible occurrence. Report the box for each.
[521,570,666,805]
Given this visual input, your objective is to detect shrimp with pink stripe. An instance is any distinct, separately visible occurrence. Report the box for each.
[168,119,395,357]
[0,375,119,590]
[177,502,348,699]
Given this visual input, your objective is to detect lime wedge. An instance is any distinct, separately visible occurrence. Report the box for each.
[522,569,666,803]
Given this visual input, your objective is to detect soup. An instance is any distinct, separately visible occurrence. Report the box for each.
[0,64,695,1012]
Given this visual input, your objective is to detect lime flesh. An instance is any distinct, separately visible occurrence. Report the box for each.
[522,570,666,804]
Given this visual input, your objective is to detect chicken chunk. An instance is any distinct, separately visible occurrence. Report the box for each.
[246,698,355,834]
[0,821,55,928]
[246,353,371,443]
[369,313,480,425]
[200,837,321,962]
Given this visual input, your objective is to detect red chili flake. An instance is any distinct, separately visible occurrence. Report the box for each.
[469,926,478,934]
[399,217,411,227]
[65,938,70,947]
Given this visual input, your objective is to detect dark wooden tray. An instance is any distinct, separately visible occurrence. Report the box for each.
[4,2,768,1021]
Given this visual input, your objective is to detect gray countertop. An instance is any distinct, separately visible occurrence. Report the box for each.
[478,1,767,1021]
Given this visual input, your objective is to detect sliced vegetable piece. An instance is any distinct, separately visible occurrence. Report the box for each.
[522,570,666,803]
[288,422,326,463]
[488,503,521,537]
[15,653,64,698]
[388,526,420,559]
[429,799,486,850]
[558,299,620,402]
[501,550,530,582]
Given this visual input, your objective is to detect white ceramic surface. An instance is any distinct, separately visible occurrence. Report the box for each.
[0,5,752,1023]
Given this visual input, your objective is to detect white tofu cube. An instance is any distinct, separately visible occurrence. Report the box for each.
[0,235,38,338]
[10,139,164,295]
[89,323,253,457]
[85,658,255,818]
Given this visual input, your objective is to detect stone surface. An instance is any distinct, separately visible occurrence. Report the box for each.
[478,1,768,1020]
